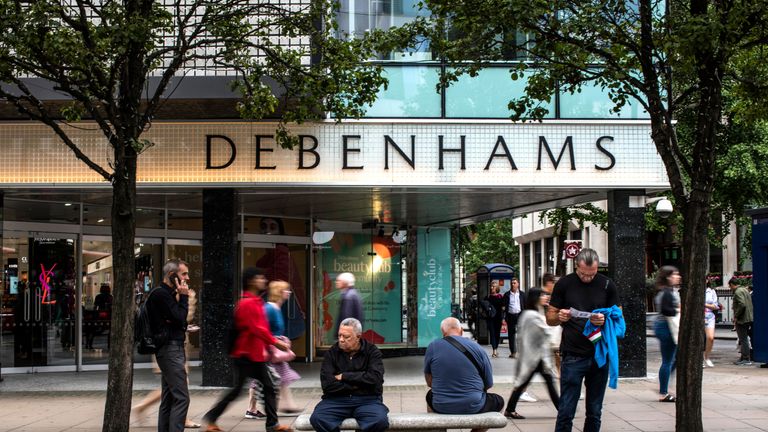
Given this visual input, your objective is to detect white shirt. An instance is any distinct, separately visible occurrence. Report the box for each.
[704,287,718,318]
[508,290,521,314]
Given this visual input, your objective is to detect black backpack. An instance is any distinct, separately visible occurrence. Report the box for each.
[478,299,496,319]
[134,288,166,355]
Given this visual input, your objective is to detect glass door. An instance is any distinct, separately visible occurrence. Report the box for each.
[1,232,77,372]
[242,241,310,360]
[80,236,163,366]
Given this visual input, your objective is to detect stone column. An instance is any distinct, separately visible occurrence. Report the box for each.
[608,190,647,377]
[201,189,238,386]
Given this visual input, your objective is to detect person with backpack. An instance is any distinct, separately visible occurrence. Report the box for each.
[483,281,505,358]
[202,268,291,432]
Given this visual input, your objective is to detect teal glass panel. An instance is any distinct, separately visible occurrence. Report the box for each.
[445,68,555,118]
[559,82,649,119]
[417,228,452,347]
[363,66,441,117]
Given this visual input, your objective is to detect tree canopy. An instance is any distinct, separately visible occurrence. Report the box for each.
[456,219,519,278]
[399,0,768,429]
[0,1,392,431]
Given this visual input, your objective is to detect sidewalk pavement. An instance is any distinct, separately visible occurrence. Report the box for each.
[1,334,766,432]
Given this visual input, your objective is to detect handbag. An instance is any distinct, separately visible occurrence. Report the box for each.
[667,312,680,345]
[269,336,296,363]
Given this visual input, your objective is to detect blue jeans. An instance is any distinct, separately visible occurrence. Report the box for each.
[310,395,389,432]
[654,320,677,395]
[555,353,609,432]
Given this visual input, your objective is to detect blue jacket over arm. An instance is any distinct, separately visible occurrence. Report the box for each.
[583,305,625,389]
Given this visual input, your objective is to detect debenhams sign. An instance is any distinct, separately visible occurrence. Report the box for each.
[0,122,667,187]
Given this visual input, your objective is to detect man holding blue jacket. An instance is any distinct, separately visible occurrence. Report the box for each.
[546,248,620,432]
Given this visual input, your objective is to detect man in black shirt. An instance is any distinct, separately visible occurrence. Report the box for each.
[310,317,388,432]
[147,258,191,432]
[546,249,618,432]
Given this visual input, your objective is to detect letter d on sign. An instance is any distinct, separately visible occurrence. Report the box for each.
[205,135,237,169]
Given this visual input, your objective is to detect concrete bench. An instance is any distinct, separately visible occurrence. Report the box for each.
[293,412,507,432]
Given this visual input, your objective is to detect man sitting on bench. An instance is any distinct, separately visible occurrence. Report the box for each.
[309,318,389,432]
[424,317,504,421]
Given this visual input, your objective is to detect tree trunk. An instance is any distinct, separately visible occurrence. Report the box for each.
[555,232,568,277]
[102,151,138,432]
[675,198,709,432]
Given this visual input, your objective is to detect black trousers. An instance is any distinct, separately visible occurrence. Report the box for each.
[156,342,190,432]
[426,389,504,413]
[204,357,278,427]
[506,313,520,354]
[506,360,559,413]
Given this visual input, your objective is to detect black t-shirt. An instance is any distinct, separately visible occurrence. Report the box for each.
[549,272,619,357]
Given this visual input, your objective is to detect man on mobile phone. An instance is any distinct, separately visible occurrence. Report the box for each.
[147,258,191,432]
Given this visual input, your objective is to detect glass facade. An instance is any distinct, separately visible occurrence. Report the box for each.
[446,68,555,118]
[339,2,651,121]
[313,230,407,347]
[362,65,651,119]
[559,81,649,119]
[363,66,441,117]
[336,0,431,61]
[0,196,445,373]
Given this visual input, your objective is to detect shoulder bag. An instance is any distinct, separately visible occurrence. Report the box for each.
[443,336,488,389]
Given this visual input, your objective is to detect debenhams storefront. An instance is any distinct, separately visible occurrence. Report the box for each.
[0,119,666,380]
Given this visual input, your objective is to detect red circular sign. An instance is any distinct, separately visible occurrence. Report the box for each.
[564,242,581,259]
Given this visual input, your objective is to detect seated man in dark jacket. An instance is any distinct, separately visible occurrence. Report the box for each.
[310,317,389,432]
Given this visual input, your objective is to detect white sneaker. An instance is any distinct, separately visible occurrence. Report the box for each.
[519,392,537,402]
[705,359,714,368]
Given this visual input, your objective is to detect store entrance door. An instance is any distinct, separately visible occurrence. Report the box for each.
[242,241,310,360]
[1,232,78,372]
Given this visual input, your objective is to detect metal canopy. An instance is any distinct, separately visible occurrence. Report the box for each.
[2,186,615,227]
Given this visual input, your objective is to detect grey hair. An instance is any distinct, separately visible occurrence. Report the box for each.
[340,317,363,335]
[574,248,599,267]
[337,272,356,286]
[440,317,462,333]
[163,258,188,276]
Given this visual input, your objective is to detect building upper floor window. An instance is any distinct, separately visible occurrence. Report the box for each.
[335,0,432,61]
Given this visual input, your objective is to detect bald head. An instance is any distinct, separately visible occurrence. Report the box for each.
[440,317,463,337]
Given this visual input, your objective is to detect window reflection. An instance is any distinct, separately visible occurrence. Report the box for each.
[82,239,162,365]
[166,243,202,362]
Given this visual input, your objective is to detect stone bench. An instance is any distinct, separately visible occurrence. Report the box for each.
[293,412,507,432]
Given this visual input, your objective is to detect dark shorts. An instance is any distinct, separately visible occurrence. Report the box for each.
[426,389,504,414]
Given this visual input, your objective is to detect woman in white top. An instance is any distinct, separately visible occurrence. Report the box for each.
[703,286,719,367]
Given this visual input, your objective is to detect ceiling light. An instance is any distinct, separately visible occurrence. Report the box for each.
[97,218,105,223]
[64,203,72,207]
